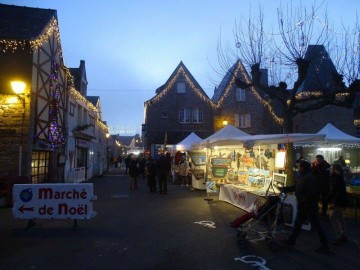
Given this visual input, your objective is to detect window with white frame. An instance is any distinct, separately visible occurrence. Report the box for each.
[240,113,251,128]
[192,108,203,123]
[179,108,191,123]
[236,88,246,101]
[234,114,240,127]
[177,81,186,93]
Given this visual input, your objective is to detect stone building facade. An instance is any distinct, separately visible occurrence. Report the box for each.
[143,62,214,152]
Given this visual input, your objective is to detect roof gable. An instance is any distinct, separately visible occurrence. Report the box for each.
[299,45,338,92]
[0,4,56,40]
[212,60,253,104]
[146,61,213,107]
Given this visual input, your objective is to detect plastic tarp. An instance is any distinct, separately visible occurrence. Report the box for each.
[316,123,360,144]
[176,132,202,151]
[191,124,249,150]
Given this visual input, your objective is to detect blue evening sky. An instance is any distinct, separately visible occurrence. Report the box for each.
[2,0,360,135]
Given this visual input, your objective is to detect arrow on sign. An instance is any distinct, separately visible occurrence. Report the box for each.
[18,205,35,213]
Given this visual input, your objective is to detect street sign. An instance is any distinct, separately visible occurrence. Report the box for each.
[12,183,97,220]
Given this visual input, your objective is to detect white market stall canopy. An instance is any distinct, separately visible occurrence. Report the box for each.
[176,132,202,151]
[192,131,326,150]
[191,124,249,150]
[244,133,326,146]
[316,123,360,145]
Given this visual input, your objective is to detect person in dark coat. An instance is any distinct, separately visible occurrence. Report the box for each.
[282,160,329,252]
[312,154,331,217]
[125,155,131,175]
[138,155,147,179]
[145,156,157,192]
[128,155,139,190]
[329,163,348,244]
[156,153,171,194]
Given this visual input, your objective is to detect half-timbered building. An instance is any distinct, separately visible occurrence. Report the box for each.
[0,4,68,183]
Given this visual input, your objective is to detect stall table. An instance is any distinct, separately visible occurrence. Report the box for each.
[219,184,270,212]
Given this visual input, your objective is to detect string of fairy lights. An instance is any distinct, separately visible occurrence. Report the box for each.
[0,17,62,56]
[1,15,109,148]
[2,12,358,132]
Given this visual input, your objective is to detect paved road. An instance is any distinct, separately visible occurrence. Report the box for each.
[1,167,359,270]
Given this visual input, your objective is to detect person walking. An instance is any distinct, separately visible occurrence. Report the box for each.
[329,163,348,244]
[156,153,171,195]
[145,156,157,192]
[128,155,139,190]
[138,154,146,179]
[125,154,131,175]
[178,155,189,186]
[282,160,330,253]
[312,154,331,217]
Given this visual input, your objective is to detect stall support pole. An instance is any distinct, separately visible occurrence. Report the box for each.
[204,145,213,202]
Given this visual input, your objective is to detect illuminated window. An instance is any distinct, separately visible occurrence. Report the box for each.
[192,108,203,123]
[177,82,186,93]
[179,108,191,123]
[236,88,246,101]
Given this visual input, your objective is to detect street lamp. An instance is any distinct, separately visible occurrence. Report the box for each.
[106,133,110,172]
[223,120,228,126]
[11,81,27,176]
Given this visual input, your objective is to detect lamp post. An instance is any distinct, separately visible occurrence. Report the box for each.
[11,81,27,176]
[106,133,110,172]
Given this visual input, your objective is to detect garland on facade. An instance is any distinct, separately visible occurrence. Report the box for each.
[144,66,216,109]
[36,61,66,150]
[0,17,62,56]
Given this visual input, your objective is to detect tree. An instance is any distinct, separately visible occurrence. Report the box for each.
[217,2,360,184]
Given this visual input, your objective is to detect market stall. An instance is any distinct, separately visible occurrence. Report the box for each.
[175,132,206,189]
[296,123,360,169]
[192,130,325,211]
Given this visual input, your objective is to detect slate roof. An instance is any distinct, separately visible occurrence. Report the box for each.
[86,96,100,107]
[212,60,240,103]
[154,61,210,99]
[299,45,338,92]
[0,4,56,40]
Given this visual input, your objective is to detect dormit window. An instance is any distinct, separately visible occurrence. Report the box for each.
[177,81,186,93]
[236,88,246,101]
